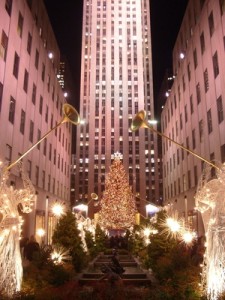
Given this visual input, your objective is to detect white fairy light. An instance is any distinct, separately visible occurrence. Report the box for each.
[51,201,65,218]
[181,230,196,244]
[0,161,36,297]
[51,246,71,265]
[36,228,45,237]
[195,162,225,300]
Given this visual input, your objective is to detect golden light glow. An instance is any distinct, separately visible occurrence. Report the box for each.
[51,246,71,265]
[181,230,196,244]
[51,201,65,218]
[36,228,45,237]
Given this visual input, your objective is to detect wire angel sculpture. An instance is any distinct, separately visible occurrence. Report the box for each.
[0,161,36,297]
[195,161,225,300]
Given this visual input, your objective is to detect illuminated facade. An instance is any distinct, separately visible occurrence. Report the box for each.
[75,0,160,217]
[0,0,72,243]
[161,0,225,233]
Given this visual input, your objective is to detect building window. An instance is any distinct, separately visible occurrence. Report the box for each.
[20,109,26,134]
[29,120,34,142]
[27,160,32,179]
[200,32,205,54]
[192,129,196,149]
[199,119,203,142]
[217,95,224,124]
[194,165,198,186]
[213,51,219,78]
[42,171,45,189]
[35,166,39,186]
[0,82,3,112]
[186,137,189,155]
[35,49,39,69]
[188,170,191,189]
[221,144,225,163]
[182,75,186,91]
[208,11,215,37]
[23,69,29,92]
[43,139,47,156]
[39,95,43,114]
[200,0,205,9]
[193,48,197,69]
[5,0,12,16]
[187,63,191,81]
[210,152,216,177]
[45,105,48,122]
[41,63,45,81]
[190,95,194,114]
[49,143,52,161]
[220,0,225,14]
[204,69,209,92]
[184,105,188,122]
[207,109,213,133]
[177,149,180,165]
[174,95,177,109]
[13,52,20,79]
[32,83,36,104]
[27,32,32,54]
[180,113,183,130]
[5,144,12,162]
[196,83,201,104]
[17,12,24,37]
[9,96,15,124]
[0,30,8,61]
[37,129,41,150]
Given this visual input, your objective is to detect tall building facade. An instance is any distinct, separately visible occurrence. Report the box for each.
[75,0,160,217]
[161,0,225,234]
[0,0,72,243]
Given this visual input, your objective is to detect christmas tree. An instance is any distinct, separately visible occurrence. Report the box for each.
[98,152,137,230]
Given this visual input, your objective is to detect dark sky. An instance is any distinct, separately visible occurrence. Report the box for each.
[44,0,188,109]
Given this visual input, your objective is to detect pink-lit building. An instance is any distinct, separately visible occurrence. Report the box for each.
[74,0,160,217]
[161,0,225,234]
[0,0,72,243]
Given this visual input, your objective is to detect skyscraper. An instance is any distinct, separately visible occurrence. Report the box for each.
[74,0,160,217]
[0,0,72,243]
[161,0,225,235]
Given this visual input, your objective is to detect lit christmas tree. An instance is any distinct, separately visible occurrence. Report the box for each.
[98,152,137,230]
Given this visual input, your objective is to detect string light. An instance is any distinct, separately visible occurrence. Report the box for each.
[51,201,65,218]
[195,162,225,300]
[0,161,36,297]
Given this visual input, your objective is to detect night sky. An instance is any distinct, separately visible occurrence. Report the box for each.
[44,0,188,111]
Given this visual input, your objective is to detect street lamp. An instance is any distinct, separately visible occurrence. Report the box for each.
[36,228,45,245]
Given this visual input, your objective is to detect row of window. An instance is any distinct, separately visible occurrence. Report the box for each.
[164,144,225,185]
[8,96,70,153]
[163,48,220,130]
[163,96,224,158]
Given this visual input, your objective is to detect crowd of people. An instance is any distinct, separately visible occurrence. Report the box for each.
[109,234,128,249]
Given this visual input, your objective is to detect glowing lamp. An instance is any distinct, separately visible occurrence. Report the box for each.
[180,52,185,59]
[52,202,65,217]
[48,52,53,59]
[36,228,45,237]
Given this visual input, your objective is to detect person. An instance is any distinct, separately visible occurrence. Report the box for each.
[110,249,125,276]
[24,235,40,261]
[20,237,29,258]
[100,264,122,287]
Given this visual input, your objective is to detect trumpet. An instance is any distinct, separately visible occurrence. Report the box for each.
[91,193,98,201]
[131,110,218,170]
[7,103,80,171]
